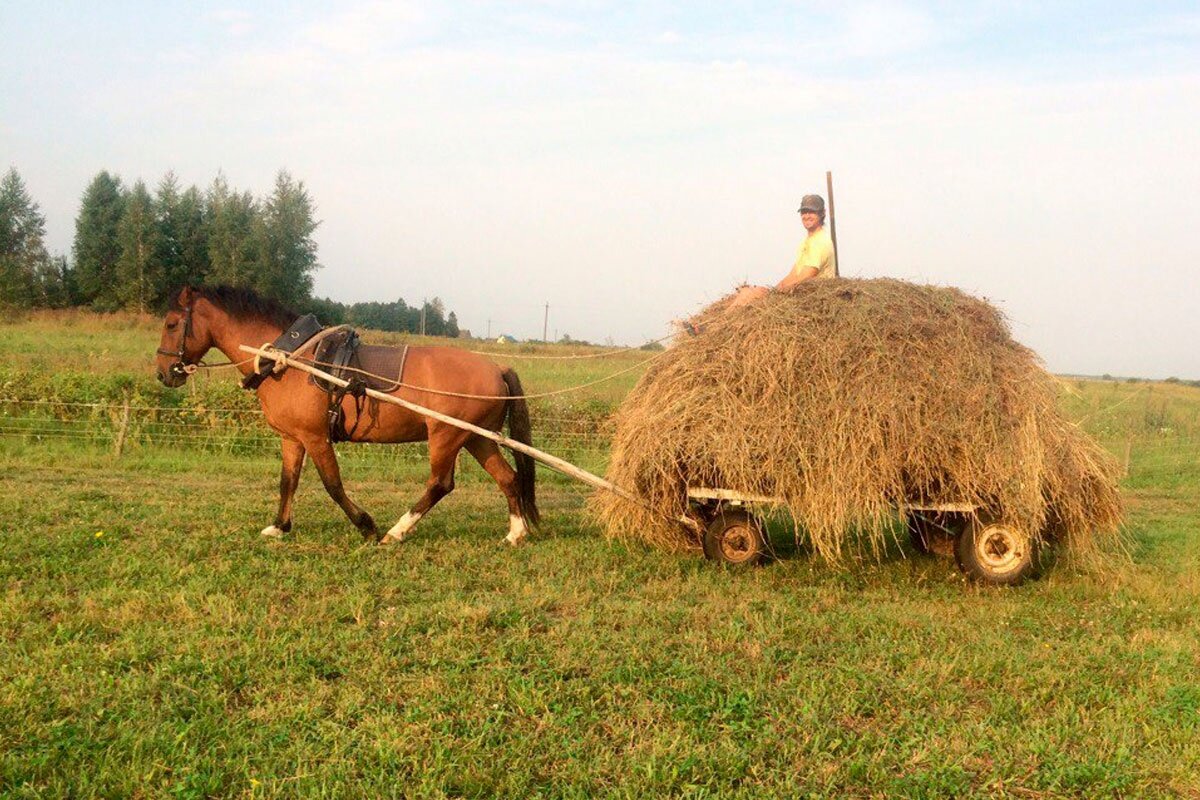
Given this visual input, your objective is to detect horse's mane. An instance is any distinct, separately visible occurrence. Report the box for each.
[171,285,299,329]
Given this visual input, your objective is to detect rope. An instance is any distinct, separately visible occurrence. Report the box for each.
[466,330,679,359]
[290,349,662,401]
[191,355,256,371]
[1071,384,1153,425]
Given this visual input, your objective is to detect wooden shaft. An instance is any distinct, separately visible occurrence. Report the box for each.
[826,170,839,277]
[238,345,696,529]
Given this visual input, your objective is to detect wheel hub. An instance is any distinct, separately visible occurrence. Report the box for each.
[721,525,755,562]
[976,524,1024,572]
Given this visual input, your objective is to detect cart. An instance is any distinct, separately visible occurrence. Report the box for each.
[686,487,1039,586]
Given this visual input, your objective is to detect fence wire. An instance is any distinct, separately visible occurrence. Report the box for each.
[2,399,1196,485]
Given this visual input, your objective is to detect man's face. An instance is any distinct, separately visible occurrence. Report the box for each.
[801,211,821,232]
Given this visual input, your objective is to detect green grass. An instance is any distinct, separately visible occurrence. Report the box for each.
[2,312,1200,798]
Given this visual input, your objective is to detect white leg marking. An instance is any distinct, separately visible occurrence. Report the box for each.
[260,525,285,539]
[382,511,423,544]
[505,514,529,546]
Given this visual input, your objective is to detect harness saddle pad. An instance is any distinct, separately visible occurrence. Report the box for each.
[309,330,409,394]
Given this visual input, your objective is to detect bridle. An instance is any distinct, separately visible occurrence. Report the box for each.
[156,301,198,379]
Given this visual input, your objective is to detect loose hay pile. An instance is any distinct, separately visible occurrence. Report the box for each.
[594,278,1123,563]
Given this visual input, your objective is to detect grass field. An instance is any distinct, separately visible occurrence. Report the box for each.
[2,311,1199,798]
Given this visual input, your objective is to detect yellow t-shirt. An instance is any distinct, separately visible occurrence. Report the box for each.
[793,227,836,279]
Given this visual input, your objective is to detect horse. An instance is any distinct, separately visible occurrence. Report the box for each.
[154,285,539,545]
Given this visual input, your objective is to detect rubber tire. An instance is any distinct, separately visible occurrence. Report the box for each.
[955,512,1039,586]
[907,512,964,558]
[703,509,768,568]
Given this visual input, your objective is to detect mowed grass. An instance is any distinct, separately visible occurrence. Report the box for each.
[2,312,1200,797]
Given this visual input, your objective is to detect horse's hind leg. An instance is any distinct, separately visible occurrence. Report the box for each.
[262,436,305,539]
[464,436,529,546]
[303,436,378,541]
[381,425,466,544]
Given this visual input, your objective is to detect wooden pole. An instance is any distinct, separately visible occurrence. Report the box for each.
[113,398,131,457]
[826,170,839,277]
[239,345,699,531]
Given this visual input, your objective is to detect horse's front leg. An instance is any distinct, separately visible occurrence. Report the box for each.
[261,436,305,539]
[304,436,379,541]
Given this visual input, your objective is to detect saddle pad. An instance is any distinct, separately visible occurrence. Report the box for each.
[309,331,407,393]
[352,344,409,392]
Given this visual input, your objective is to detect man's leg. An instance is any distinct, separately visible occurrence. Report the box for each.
[727,285,771,309]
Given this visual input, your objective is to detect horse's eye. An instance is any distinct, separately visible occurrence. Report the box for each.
[166,322,178,331]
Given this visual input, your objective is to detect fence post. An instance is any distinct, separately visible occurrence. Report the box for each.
[113,398,131,458]
[1122,435,1132,478]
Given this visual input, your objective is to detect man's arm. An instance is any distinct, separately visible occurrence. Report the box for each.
[775,266,819,293]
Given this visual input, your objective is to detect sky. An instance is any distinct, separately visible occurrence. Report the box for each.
[2,1,1198,377]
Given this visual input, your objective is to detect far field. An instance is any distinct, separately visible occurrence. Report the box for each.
[1,310,1198,798]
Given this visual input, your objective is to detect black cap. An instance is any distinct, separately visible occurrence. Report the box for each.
[798,194,825,214]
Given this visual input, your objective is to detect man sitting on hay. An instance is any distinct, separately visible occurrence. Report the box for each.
[682,194,837,335]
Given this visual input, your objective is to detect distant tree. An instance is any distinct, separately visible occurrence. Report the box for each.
[36,254,74,308]
[154,172,209,300]
[176,185,210,287]
[115,180,162,312]
[255,170,319,306]
[301,295,348,325]
[446,311,459,338]
[422,297,447,336]
[206,174,259,288]
[0,167,50,306]
[73,171,126,310]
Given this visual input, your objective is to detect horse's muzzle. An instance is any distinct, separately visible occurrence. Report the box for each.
[157,365,188,388]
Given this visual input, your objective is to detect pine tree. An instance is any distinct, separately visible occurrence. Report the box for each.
[155,173,210,301]
[256,170,319,307]
[177,185,210,287]
[206,174,258,288]
[446,311,460,338]
[35,254,74,308]
[0,167,49,307]
[73,171,126,310]
[115,180,162,312]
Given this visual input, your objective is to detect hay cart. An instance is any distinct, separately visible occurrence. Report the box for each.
[686,487,1038,586]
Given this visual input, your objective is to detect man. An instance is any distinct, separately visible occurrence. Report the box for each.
[783,193,838,285]
[727,193,837,308]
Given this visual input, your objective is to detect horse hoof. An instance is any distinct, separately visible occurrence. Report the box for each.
[379,532,404,546]
[503,535,526,547]
[260,525,286,539]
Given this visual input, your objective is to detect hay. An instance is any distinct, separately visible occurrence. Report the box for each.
[593,278,1123,563]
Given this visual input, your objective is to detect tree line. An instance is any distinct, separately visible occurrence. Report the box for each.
[0,166,459,336]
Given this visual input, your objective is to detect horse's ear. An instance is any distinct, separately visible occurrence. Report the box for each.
[178,285,194,307]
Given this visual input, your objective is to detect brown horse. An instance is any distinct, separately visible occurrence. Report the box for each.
[154,285,538,545]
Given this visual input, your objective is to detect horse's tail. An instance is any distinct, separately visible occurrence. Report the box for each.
[501,368,540,530]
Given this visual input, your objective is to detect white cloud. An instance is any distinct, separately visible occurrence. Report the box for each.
[301,1,434,54]
[207,9,255,38]
[836,1,939,59]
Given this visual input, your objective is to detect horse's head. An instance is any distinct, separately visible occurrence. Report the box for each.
[155,286,214,387]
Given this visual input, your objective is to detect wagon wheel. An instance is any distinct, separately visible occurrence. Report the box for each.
[907,511,964,558]
[703,509,769,568]
[954,512,1039,586]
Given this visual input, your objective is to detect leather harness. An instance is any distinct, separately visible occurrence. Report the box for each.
[241,315,409,443]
